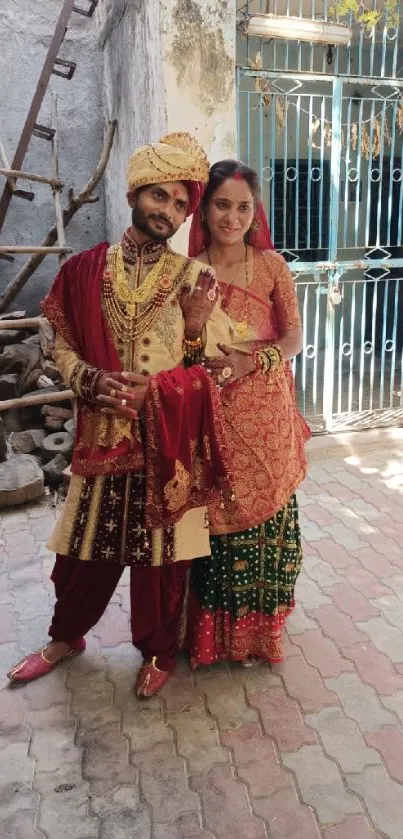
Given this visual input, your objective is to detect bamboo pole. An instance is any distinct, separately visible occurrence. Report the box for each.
[51,95,67,266]
[0,389,74,412]
[0,317,47,329]
[0,138,17,192]
[0,167,63,189]
[0,246,72,254]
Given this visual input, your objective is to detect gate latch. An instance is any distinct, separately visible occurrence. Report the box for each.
[328,270,342,306]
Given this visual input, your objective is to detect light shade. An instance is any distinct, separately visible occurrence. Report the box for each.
[246,14,352,46]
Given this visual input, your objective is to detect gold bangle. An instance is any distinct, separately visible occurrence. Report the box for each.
[183,335,203,348]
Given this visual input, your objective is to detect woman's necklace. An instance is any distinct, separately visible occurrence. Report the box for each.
[207,243,250,341]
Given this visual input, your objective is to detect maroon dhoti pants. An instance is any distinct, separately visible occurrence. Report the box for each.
[48,555,191,672]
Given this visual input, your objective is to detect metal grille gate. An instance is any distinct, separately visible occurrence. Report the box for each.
[237,0,403,431]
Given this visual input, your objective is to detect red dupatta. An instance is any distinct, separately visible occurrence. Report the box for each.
[42,243,233,527]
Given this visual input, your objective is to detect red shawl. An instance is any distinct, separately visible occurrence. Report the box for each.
[42,243,232,527]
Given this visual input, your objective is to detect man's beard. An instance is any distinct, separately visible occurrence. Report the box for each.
[131,205,174,241]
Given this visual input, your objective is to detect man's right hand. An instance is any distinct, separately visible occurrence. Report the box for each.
[96,373,150,419]
[94,372,142,420]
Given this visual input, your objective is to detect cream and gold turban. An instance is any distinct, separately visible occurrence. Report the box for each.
[127,131,210,216]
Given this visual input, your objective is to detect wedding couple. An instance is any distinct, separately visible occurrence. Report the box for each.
[8,131,309,696]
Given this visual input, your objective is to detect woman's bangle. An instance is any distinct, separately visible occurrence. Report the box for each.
[183,335,204,366]
[254,344,284,375]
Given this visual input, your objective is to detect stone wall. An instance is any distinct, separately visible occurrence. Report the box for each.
[0,0,106,314]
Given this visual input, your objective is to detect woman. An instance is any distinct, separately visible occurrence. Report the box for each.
[185,159,311,668]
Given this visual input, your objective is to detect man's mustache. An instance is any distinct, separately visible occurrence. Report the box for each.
[149,214,173,231]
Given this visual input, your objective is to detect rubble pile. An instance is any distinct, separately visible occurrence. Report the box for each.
[0,312,74,507]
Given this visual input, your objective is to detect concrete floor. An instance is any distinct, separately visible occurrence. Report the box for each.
[1,428,403,838]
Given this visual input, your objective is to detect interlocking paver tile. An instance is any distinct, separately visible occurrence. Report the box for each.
[303,554,343,589]
[369,594,403,632]
[365,725,403,783]
[168,705,228,773]
[290,629,353,678]
[192,764,266,839]
[279,651,339,711]
[310,604,367,649]
[153,814,213,839]
[322,815,382,838]
[252,789,322,839]
[326,673,397,732]
[194,669,258,729]
[357,616,403,662]
[79,721,137,795]
[305,707,382,773]
[327,582,380,621]
[295,574,332,610]
[2,432,403,839]
[343,642,403,694]
[248,686,317,751]
[222,723,293,797]
[314,540,352,570]
[133,742,199,822]
[347,764,403,839]
[283,745,363,823]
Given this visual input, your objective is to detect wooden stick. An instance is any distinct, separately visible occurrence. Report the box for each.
[0,317,47,329]
[0,120,117,314]
[0,246,72,254]
[51,95,67,266]
[0,167,63,188]
[0,389,74,412]
[0,139,16,192]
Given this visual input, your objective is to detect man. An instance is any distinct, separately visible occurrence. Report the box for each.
[7,131,233,697]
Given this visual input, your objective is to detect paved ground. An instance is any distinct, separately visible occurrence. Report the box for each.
[1,428,403,839]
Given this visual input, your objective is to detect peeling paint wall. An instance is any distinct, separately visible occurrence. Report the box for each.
[160,0,237,161]
[98,0,237,250]
[159,0,237,251]
[96,0,167,242]
[0,1,105,313]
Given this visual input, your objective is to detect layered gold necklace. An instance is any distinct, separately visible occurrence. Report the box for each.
[208,244,250,341]
[102,243,182,343]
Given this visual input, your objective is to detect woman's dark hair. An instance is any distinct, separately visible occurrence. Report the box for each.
[201,160,260,212]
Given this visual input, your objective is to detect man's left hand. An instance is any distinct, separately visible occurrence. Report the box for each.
[96,372,149,418]
[179,268,219,339]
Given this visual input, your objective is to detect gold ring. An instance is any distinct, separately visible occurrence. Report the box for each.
[110,388,116,399]
[221,366,233,380]
[121,384,129,393]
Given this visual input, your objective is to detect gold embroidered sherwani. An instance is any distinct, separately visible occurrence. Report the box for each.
[47,231,232,565]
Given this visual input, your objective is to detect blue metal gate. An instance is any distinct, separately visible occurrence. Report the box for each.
[236,1,403,431]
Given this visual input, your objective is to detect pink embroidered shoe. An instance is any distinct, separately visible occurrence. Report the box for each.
[135,656,170,698]
[7,638,86,683]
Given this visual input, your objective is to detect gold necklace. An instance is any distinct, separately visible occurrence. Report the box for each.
[208,244,250,341]
[107,244,177,314]
[102,246,189,344]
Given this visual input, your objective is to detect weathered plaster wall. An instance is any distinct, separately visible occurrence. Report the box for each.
[96,0,167,242]
[98,0,237,250]
[160,0,237,161]
[0,0,106,314]
[160,0,237,252]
